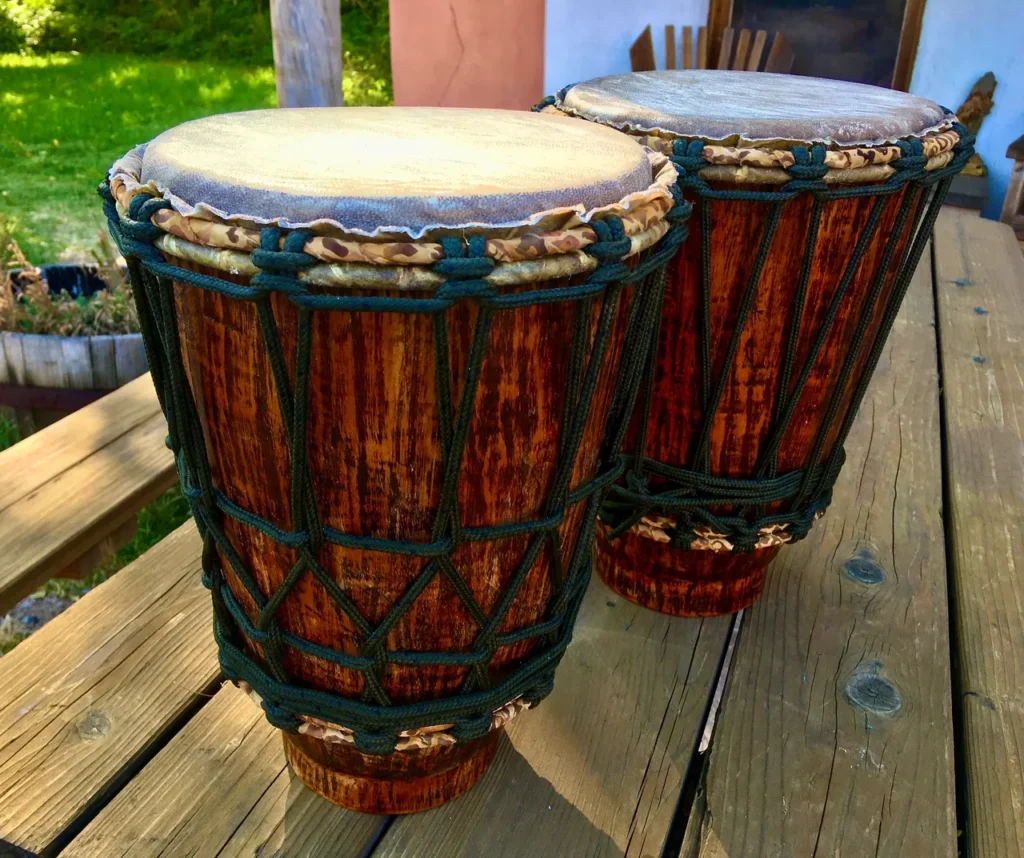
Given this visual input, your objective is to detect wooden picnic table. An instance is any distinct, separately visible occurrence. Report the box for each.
[1,207,1022,858]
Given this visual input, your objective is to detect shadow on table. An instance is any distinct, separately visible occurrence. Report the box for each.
[367,732,626,858]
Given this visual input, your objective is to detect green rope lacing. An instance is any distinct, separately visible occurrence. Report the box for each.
[598,116,974,552]
[99,179,690,753]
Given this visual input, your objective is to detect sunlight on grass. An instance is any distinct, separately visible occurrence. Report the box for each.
[199,79,235,102]
[0,53,74,69]
[0,53,279,261]
[107,65,142,85]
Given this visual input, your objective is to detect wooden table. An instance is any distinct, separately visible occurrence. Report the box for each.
[2,208,1022,858]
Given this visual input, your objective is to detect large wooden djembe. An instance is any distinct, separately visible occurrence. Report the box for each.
[101,107,687,812]
[545,71,973,616]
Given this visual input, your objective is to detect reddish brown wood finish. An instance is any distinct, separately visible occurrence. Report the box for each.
[283,729,500,814]
[597,183,922,616]
[170,260,641,811]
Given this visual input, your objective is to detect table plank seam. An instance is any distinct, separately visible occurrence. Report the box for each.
[931,228,990,858]
[657,614,741,858]
[40,674,224,858]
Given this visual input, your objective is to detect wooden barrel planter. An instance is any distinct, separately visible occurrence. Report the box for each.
[0,264,148,434]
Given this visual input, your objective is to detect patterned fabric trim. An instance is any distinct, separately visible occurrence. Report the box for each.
[151,218,672,289]
[240,681,529,752]
[107,149,677,266]
[540,102,963,186]
[636,130,961,184]
[633,512,825,551]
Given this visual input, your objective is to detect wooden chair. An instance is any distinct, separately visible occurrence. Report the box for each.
[631,25,794,74]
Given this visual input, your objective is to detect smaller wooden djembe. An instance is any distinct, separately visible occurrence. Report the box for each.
[543,71,973,617]
[101,107,688,812]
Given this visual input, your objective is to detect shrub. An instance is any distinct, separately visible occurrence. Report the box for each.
[0,0,64,51]
[1,224,139,336]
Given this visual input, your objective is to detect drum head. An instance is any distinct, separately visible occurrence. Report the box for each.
[136,107,653,238]
[556,70,949,147]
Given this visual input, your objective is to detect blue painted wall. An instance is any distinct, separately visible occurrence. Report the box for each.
[544,1,708,95]
[911,0,1024,219]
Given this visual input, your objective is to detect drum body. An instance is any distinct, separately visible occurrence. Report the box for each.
[103,107,686,811]
[551,71,973,616]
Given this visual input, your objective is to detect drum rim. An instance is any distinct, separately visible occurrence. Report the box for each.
[106,148,680,288]
[552,70,952,148]
[539,103,963,188]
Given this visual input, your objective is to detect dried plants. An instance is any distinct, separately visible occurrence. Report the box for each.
[0,222,139,337]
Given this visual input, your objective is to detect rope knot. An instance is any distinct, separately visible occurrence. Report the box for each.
[433,235,496,280]
[251,227,317,272]
[352,729,396,755]
[670,139,707,174]
[450,713,492,741]
[786,145,829,180]
[587,217,631,263]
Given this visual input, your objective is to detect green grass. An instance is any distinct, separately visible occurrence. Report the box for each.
[0,48,391,262]
[0,52,279,261]
[37,484,191,600]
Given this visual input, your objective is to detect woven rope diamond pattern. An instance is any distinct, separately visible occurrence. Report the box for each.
[101,182,689,753]
[600,119,974,552]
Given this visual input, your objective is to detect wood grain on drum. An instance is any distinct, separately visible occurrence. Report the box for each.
[171,260,640,810]
[598,182,923,615]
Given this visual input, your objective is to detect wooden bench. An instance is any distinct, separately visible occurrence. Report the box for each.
[1,208,1021,858]
[0,372,176,614]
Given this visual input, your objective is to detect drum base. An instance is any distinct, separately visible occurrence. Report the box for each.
[595,523,778,617]
[282,727,500,814]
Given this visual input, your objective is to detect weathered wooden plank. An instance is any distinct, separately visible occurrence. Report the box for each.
[629,25,656,73]
[18,334,65,388]
[689,255,957,856]
[746,29,767,71]
[2,331,27,385]
[0,375,176,612]
[665,25,677,69]
[87,336,118,389]
[61,683,387,858]
[934,207,1024,858]
[60,337,94,389]
[112,334,147,386]
[270,0,343,108]
[373,577,732,858]
[217,762,388,858]
[731,28,751,71]
[682,25,694,70]
[696,26,708,70]
[0,523,218,858]
[763,31,795,74]
[716,27,734,69]
[0,373,161,508]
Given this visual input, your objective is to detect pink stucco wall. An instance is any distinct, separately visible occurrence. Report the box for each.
[389,0,545,110]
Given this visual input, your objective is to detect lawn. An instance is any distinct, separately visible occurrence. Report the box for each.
[0,49,391,262]
[0,53,277,260]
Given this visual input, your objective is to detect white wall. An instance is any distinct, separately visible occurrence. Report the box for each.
[910,0,1024,219]
[544,0,709,96]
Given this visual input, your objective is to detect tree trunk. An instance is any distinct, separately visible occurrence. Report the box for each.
[270,0,343,108]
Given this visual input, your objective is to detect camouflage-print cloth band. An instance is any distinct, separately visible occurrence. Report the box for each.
[238,682,530,752]
[149,218,671,290]
[634,128,961,184]
[696,149,954,187]
[108,150,677,268]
